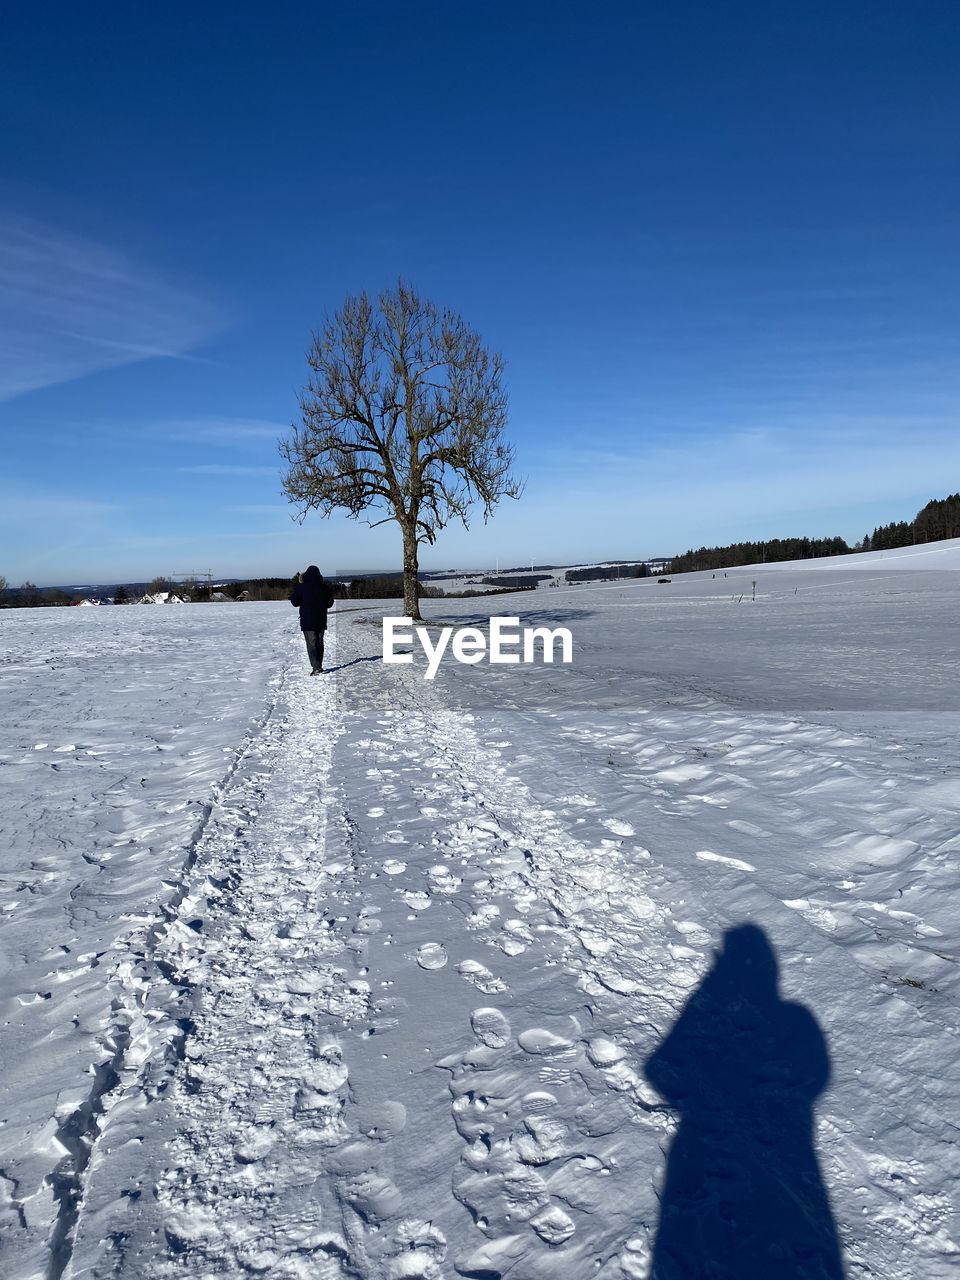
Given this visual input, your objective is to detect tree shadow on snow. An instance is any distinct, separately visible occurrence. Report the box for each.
[644,923,845,1280]
[421,606,596,629]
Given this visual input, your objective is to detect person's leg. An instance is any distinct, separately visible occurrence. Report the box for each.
[304,630,321,672]
[316,629,325,671]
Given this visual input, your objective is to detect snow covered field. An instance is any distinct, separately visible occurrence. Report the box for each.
[2,567,959,1278]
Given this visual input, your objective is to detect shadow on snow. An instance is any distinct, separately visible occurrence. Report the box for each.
[417,606,597,629]
[644,923,844,1279]
[325,655,384,674]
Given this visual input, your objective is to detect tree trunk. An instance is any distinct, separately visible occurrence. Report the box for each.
[402,522,421,621]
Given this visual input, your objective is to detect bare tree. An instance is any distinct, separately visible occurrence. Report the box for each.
[281,281,522,620]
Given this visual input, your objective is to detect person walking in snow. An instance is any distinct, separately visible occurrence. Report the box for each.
[290,565,336,674]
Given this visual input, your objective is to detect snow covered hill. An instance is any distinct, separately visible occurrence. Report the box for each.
[1,576,959,1277]
[697,533,960,574]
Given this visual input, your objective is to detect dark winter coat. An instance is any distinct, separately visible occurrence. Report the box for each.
[290,566,335,631]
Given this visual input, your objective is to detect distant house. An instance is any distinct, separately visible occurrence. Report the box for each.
[236,589,252,601]
[211,591,231,602]
[138,591,190,605]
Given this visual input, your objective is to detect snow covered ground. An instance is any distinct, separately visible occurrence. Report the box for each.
[2,566,959,1278]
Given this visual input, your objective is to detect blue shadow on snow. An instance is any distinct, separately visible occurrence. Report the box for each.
[644,923,844,1279]
[324,655,384,674]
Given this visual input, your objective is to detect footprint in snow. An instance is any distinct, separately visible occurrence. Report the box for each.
[295,1047,349,1118]
[602,818,636,837]
[384,1220,448,1280]
[342,1169,402,1220]
[234,1124,277,1163]
[416,942,448,970]
[354,914,383,935]
[517,1028,576,1057]
[529,1203,576,1245]
[304,1044,349,1092]
[457,959,507,994]
[427,864,461,894]
[695,850,755,872]
[497,934,527,956]
[356,1099,407,1141]
[471,1006,511,1048]
[403,889,432,912]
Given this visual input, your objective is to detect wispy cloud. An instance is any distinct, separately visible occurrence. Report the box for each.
[0,216,228,401]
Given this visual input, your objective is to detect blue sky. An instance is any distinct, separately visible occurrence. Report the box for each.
[3,1,960,584]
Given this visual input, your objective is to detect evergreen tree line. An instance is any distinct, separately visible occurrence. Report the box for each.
[671,493,960,573]
[341,576,441,600]
[863,493,960,550]
[346,576,534,600]
[480,574,552,589]
[671,537,849,574]
[565,564,651,583]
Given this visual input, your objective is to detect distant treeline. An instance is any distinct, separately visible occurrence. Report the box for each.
[480,574,552,589]
[0,582,77,608]
[348,576,535,600]
[342,576,442,599]
[672,493,960,572]
[864,493,960,550]
[0,573,538,609]
[221,576,295,601]
[565,564,651,582]
[671,538,849,574]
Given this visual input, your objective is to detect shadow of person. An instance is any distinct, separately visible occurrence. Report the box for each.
[644,923,844,1279]
[325,655,383,674]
